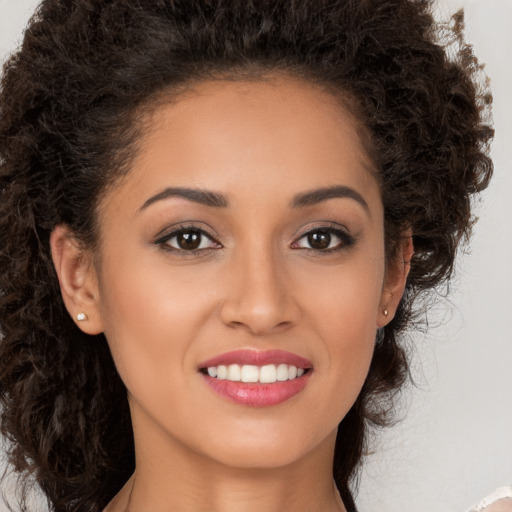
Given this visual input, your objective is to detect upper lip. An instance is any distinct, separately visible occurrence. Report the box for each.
[198,349,313,369]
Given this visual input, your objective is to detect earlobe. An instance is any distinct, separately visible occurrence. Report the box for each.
[50,225,104,335]
[378,230,414,327]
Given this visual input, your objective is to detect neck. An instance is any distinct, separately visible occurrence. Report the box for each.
[106,421,347,512]
[122,468,346,512]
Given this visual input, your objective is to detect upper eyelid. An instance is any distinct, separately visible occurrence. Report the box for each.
[291,224,356,251]
[292,222,351,240]
[153,221,354,247]
[154,223,221,244]
[154,227,222,255]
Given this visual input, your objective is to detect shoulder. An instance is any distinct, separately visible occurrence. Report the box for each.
[468,486,512,512]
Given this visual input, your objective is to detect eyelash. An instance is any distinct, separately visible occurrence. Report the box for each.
[154,224,222,256]
[291,225,356,253]
[154,224,355,255]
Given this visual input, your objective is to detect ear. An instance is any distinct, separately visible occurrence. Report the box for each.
[377,229,414,328]
[50,225,104,335]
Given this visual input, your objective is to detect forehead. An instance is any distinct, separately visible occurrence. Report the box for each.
[109,75,380,216]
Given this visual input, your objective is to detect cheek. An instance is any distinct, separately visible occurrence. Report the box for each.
[298,248,385,337]
[95,247,216,393]
[297,251,385,405]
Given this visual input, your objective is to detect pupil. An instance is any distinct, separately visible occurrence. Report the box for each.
[178,231,201,250]
[308,231,331,249]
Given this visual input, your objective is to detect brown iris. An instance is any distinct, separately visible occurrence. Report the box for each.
[177,230,202,250]
[307,231,331,250]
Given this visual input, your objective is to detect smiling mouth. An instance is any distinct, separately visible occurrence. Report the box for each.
[200,364,308,383]
[198,349,313,406]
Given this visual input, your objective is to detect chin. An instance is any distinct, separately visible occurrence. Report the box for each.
[192,422,336,471]
[207,443,311,470]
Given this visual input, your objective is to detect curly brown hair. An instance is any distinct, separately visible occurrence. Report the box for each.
[0,1,493,511]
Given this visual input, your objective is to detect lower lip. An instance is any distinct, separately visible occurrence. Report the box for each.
[201,372,311,407]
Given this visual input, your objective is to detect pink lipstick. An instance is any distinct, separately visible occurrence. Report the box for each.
[198,349,313,407]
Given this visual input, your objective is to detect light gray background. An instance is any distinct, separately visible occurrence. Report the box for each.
[1,1,510,511]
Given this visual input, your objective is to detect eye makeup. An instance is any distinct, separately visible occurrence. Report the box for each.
[153,220,358,258]
[291,224,356,254]
[154,223,222,256]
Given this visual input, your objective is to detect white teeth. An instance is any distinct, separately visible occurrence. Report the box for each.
[240,365,259,383]
[205,363,307,383]
[227,364,241,381]
[276,364,289,381]
[259,364,277,383]
[217,365,227,379]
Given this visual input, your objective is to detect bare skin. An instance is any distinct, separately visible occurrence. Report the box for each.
[482,500,512,512]
[51,75,412,512]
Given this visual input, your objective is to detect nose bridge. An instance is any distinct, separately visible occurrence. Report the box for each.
[220,236,296,334]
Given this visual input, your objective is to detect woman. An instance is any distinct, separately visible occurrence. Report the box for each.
[0,1,494,511]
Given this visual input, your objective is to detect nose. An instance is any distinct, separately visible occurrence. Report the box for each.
[219,245,299,336]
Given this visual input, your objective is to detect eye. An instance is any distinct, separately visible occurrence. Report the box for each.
[155,226,221,252]
[292,226,354,252]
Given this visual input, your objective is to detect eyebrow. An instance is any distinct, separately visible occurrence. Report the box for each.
[138,184,369,214]
[138,187,228,212]
[291,185,370,213]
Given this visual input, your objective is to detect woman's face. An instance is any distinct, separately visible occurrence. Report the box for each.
[81,76,397,470]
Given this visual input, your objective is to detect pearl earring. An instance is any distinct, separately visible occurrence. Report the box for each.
[383,309,389,317]
[76,312,88,322]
